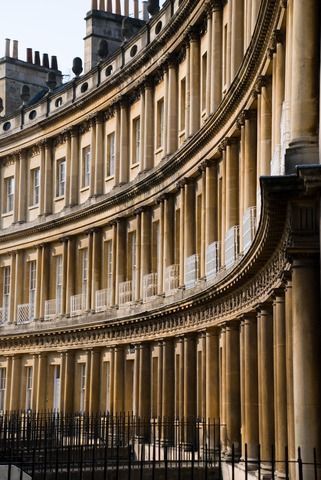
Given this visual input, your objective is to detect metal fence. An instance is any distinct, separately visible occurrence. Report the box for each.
[0,412,319,480]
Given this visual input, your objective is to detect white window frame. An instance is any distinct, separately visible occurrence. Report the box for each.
[56,158,66,197]
[79,363,86,413]
[25,366,33,411]
[31,167,40,206]
[106,132,115,177]
[56,255,63,315]
[132,116,141,165]
[82,146,91,188]
[0,368,6,412]
[29,261,36,320]
[4,177,14,213]
[2,266,10,322]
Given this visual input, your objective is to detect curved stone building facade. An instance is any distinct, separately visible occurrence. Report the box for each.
[0,0,320,473]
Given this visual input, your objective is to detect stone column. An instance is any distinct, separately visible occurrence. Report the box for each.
[17,151,27,223]
[166,57,178,155]
[162,339,174,442]
[243,110,257,211]
[94,113,104,195]
[89,118,96,197]
[291,257,321,470]
[189,29,200,135]
[65,237,75,316]
[113,346,125,414]
[111,223,117,306]
[39,244,49,320]
[206,329,220,448]
[287,0,319,169]
[119,97,129,184]
[133,346,140,416]
[257,307,274,463]
[271,31,285,159]
[157,343,163,419]
[35,246,42,320]
[62,351,75,413]
[205,8,212,115]
[69,127,79,206]
[184,181,195,261]
[114,105,121,185]
[285,278,295,473]
[41,140,53,215]
[140,208,151,294]
[230,0,244,80]
[138,343,151,419]
[91,229,102,311]
[242,316,258,460]
[143,78,154,171]
[115,220,126,305]
[86,231,93,311]
[13,251,24,324]
[61,239,68,315]
[273,290,287,473]
[35,353,47,411]
[211,1,222,111]
[205,162,218,248]
[225,138,239,230]
[225,323,241,456]
[89,349,101,413]
[9,355,21,411]
[179,183,185,286]
[163,195,174,291]
[183,335,196,446]
[258,76,272,177]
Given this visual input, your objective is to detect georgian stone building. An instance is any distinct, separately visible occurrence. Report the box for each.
[0,0,320,475]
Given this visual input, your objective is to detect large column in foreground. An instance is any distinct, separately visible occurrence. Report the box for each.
[210,1,222,111]
[286,0,319,171]
[291,257,321,473]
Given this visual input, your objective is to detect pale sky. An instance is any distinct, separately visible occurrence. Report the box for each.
[0,0,164,81]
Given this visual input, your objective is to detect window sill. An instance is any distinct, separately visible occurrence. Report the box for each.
[154,146,164,155]
[131,162,139,169]
[28,204,39,211]
[2,211,13,218]
[54,195,64,202]
[105,175,115,182]
[80,186,90,193]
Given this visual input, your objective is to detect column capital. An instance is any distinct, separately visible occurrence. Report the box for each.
[187,25,200,42]
[256,302,273,315]
[255,75,272,94]
[271,287,285,300]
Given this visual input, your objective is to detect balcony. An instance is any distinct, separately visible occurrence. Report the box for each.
[70,293,86,317]
[142,273,158,302]
[206,241,220,280]
[44,299,62,321]
[164,264,179,295]
[184,254,199,289]
[17,303,34,324]
[242,207,257,254]
[119,281,133,306]
[225,226,239,270]
[0,307,9,326]
[95,288,112,312]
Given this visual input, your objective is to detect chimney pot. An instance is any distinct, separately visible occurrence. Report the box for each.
[34,51,40,65]
[26,48,33,63]
[142,1,149,21]
[124,0,129,15]
[115,0,121,14]
[51,55,58,70]
[99,0,105,9]
[91,0,98,8]
[106,0,112,12]
[12,40,18,59]
[43,53,49,68]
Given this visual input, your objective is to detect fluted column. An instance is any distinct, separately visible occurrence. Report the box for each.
[61,238,68,315]
[242,316,258,459]
[41,140,53,215]
[138,343,151,419]
[162,339,174,442]
[258,76,272,177]
[13,251,24,324]
[140,208,151,292]
[166,57,178,154]
[119,98,129,184]
[113,346,125,414]
[183,180,195,269]
[143,78,154,171]
[189,29,200,135]
[94,114,104,195]
[179,183,185,286]
[211,1,222,111]
[273,290,287,473]
[225,323,241,456]
[183,335,196,445]
[163,195,174,291]
[205,8,212,115]
[291,257,321,470]
[135,211,141,301]
[257,307,274,463]
[205,161,218,248]
[271,31,285,160]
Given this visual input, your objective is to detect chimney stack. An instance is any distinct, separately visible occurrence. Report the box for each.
[34,51,40,65]
[43,53,49,68]
[26,48,33,63]
[134,0,139,18]
[106,0,112,12]
[115,0,121,14]
[91,0,97,8]
[51,55,58,70]
[99,0,105,9]
[5,39,10,57]
[12,40,18,59]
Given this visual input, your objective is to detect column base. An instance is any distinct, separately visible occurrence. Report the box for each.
[285,141,319,174]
